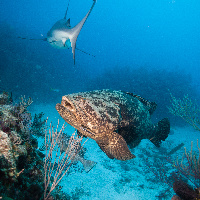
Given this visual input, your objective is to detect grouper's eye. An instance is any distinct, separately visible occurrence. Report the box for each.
[64,101,73,111]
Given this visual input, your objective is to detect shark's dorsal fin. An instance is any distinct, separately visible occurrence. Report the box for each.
[64,0,71,19]
[66,18,71,27]
[69,0,96,64]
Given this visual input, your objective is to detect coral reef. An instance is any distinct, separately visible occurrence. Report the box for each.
[31,112,46,137]
[0,92,72,200]
[168,93,200,199]
[0,91,88,200]
[169,93,200,131]
[0,92,29,182]
[175,140,200,184]
[0,92,44,199]
[172,179,199,200]
[0,129,28,181]
[44,122,85,200]
[0,92,12,105]
[0,130,20,182]
[144,135,200,200]
[171,140,200,200]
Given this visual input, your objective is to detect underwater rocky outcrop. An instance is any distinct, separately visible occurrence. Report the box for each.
[0,92,29,182]
[170,140,200,200]
[0,92,44,199]
[0,92,70,200]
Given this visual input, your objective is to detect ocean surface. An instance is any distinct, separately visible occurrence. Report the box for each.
[0,0,200,199]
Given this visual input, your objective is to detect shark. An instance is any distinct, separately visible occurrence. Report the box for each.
[47,0,96,64]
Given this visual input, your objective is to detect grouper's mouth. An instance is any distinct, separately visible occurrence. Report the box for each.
[56,98,96,138]
[55,101,76,126]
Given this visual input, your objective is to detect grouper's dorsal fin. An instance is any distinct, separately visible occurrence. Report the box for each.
[69,0,96,64]
[124,92,157,115]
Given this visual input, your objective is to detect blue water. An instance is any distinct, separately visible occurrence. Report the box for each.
[1,0,200,95]
[0,0,200,199]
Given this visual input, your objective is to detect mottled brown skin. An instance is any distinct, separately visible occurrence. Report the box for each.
[56,89,170,161]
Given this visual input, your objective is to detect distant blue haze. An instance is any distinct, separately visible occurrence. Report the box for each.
[0,0,199,106]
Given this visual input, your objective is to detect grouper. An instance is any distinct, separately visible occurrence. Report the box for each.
[56,89,170,161]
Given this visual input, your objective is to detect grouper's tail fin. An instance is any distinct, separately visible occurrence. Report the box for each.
[150,118,170,147]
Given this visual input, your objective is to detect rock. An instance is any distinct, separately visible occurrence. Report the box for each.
[0,130,17,181]
[0,92,12,105]
[0,130,27,182]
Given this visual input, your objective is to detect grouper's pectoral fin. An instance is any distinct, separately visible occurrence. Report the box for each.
[96,132,136,161]
[69,0,96,64]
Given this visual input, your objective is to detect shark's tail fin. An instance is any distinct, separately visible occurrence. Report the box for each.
[150,118,170,147]
[69,0,96,64]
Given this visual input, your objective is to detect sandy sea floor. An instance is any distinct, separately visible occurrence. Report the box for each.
[30,103,199,200]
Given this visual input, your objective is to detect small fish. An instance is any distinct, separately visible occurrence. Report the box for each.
[50,88,60,93]
[47,0,96,64]
[57,133,97,172]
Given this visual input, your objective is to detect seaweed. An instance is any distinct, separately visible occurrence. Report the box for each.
[169,93,200,131]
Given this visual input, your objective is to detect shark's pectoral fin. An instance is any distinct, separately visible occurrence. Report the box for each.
[65,40,71,49]
[61,38,67,47]
[96,132,135,161]
[69,0,96,64]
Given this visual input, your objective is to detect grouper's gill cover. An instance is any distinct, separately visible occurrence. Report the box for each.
[62,94,122,135]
